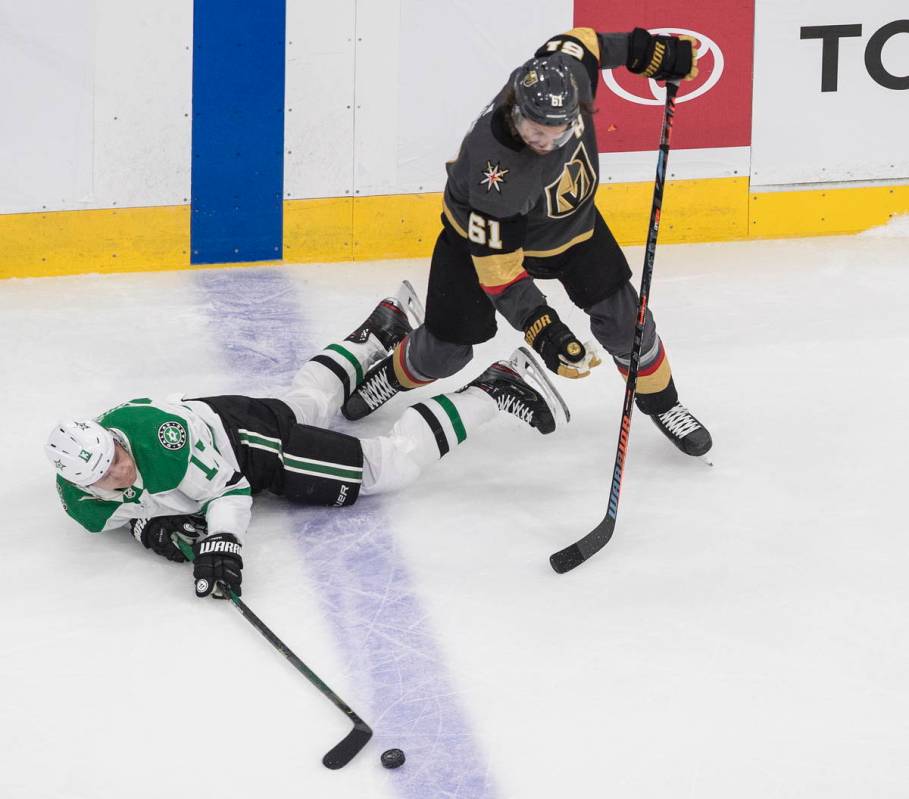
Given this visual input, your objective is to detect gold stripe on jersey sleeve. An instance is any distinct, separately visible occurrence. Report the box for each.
[472,249,525,290]
[523,227,594,258]
[560,27,600,60]
[442,200,468,239]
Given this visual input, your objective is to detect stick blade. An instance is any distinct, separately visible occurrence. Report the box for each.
[322,721,373,770]
[550,515,616,574]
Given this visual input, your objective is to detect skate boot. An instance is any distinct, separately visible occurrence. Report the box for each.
[344,282,420,352]
[341,282,427,421]
[648,402,712,457]
[463,347,569,435]
[341,354,406,420]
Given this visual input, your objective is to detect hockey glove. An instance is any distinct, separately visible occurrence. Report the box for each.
[627,28,699,82]
[523,305,600,379]
[192,533,243,599]
[130,515,207,563]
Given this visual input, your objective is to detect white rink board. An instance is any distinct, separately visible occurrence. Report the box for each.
[0,4,94,214]
[751,0,909,187]
[4,1,905,216]
[0,1,192,214]
[283,0,356,200]
[347,0,573,197]
[91,1,193,209]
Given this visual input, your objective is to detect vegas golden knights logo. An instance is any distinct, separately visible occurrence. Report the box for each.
[545,141,596,219]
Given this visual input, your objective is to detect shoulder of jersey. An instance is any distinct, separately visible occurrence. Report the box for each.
[99,400,193,493]
[465,108,542,217]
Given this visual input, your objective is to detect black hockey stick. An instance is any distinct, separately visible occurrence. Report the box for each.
[177,539,373,768]
[550,81,680,574]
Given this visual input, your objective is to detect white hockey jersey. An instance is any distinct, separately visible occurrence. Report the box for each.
[55,398,253,542]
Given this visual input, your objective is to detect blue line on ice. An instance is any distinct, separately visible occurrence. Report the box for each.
[194,267,497,797]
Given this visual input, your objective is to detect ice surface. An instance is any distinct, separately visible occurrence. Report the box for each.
[2,231,908,798]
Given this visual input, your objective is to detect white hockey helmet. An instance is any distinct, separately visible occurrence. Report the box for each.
[45,419,115,486]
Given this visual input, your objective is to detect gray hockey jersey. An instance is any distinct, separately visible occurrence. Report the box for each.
[441,28,629,319]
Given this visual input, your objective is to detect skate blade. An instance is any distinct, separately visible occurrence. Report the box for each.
[512,346,571,425]
[700,453,714,467]
[396,280,426,328]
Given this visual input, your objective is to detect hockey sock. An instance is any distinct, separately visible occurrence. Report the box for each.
[613,336,678,415]
[390,338,436,390]
[407,387,497,460]
[313,337,386,397]
[281,338,385,426]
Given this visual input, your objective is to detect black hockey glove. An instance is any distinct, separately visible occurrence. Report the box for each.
[627,28,698,82]
[130,515,207,563]
[192,533,243,599]
[523,305,599,379]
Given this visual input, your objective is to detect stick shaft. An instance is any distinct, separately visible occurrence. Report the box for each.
[604,81,679,526]
[549,82,679,574]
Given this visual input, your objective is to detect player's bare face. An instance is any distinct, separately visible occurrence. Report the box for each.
[93,443,137,490]
[515,117,570,155]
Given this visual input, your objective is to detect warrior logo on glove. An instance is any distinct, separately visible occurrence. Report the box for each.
[193,533,243,599]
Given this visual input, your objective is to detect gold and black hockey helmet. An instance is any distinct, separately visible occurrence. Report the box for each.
[512,54,580,128]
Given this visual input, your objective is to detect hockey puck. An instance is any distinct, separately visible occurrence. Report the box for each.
[381,748,406,769]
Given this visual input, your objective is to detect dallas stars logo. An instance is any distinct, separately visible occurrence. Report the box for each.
[157,421,187,451]
[479,160,509,193]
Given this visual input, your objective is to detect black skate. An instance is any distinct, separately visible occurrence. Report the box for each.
[649,402,713,457]
[341,354,405,420]
[341,282,425,421]
[344,280,425,352]
[464,347,570,435]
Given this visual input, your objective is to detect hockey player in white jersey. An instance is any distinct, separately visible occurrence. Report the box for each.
[46,284,567,599]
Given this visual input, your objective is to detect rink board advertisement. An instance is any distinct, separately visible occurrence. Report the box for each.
[573,0,754,154]
[751,0,909,186]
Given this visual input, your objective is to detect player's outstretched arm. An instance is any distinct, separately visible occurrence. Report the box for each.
[535,27,698,92]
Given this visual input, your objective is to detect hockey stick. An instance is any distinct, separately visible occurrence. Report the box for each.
[550,81,680,574]
[176,538,373,768]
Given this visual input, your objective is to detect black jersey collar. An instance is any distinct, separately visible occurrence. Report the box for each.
[491,105,525,152]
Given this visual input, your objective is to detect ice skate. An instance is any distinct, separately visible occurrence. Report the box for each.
[341,282,427,421]
[463,347,569,435]
[341,355,404,420]
[648,401,713,459]
[344,280,424,352]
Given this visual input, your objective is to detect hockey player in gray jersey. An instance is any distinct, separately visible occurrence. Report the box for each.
[46,285,567,599]
[342,27,711,458]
